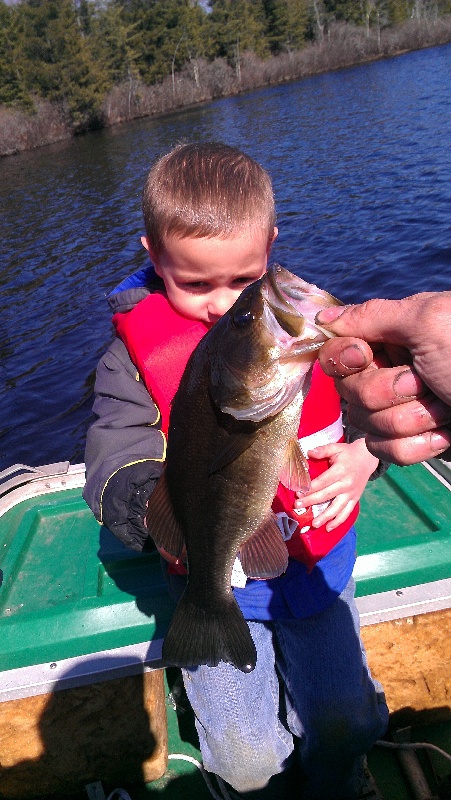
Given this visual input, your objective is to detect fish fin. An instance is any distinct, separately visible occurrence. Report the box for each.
[162,590,257,673]
[209,431,260,475]
[279,438,311,493]
[239,515,289,579]
[146,472,186,558]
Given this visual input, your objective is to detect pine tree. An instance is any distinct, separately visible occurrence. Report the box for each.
[0,1,32,106]
[112,0,210,84]
[263,0,310,54]
[13,0,109,129]
[208,0,270,63]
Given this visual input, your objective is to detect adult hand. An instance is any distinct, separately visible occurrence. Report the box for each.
[315,292,451,465]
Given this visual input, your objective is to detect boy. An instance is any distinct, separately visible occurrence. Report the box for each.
[83,142,388,799]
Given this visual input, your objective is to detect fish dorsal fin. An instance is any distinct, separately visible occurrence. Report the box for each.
[279,438,311,494]
[146,472,186,558]
[209,431,260,475]
[239,514,289,579]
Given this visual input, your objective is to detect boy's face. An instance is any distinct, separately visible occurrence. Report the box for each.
[143,227,277,327]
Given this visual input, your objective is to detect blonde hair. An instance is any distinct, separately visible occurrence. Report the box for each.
[142,142,276,255]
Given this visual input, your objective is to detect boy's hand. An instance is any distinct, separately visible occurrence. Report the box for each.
[294,440,379,531]
[144,501,187,565]
[156,544,187,566]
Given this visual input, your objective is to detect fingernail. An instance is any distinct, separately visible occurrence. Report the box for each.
[425,398,451,425]
[393,369,423,398]
[431,431,451,453]
[315,306,346,325]
[339,344,368,370]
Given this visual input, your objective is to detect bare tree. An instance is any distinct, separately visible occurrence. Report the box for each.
[311,0,326,42]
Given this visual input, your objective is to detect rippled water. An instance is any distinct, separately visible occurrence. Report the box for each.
[1,44,451,470]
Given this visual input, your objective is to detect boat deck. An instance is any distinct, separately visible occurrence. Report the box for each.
[35,671,451,800]
[139,675,451,800]
[0,459,450,800]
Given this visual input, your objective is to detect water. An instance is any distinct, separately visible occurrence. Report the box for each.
[1,45,451,471]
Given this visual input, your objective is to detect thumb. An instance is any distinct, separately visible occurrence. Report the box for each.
[318,337,374,377]
[316,298,412,379]
[315,298,407,343]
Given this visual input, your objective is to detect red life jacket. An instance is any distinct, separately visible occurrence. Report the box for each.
[113,292,358,572]
[114,292,209,435]
[274,362,359,569]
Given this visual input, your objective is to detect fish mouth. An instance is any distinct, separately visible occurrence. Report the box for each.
[267,263,341,310]
[218,265,343,423]
[263,264,341,343]
[264,266,308,338]
[220,269,330,421]
[262,265,334,362]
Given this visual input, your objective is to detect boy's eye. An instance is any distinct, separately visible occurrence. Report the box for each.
[180,276,258,291]
[233,277,257,286]
[183,281,209,290]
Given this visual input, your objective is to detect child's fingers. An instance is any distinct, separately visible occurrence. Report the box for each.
[325,501,356,530]
[156,543,187,565]
[309,496,343,528]
[307,444,341,460]
[295,486,337,509]
[297,468,345,498]
[296,474,350,507]
[311,497,355,530]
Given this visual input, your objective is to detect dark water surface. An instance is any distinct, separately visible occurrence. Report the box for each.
[1,45,451,470]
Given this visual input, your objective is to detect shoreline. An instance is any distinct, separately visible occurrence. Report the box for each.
[1,19,451,159]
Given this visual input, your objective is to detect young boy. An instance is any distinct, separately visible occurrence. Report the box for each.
[83,142,388,800]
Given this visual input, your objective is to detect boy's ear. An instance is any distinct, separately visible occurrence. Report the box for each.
[141,235,152,254]
[267,227,278,253]
[141,236,160,269]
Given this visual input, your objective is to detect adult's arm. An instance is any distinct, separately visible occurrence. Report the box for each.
[315,292,451,465]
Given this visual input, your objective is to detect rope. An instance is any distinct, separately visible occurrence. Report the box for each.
[89,743,451,800]
[105,792,133,800]
[376,739,451,764]
[168,754,233,799]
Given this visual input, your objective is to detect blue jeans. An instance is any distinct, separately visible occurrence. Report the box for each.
[166,570,388,799]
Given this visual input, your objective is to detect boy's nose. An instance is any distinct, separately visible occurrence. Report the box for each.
[208,290,236,319]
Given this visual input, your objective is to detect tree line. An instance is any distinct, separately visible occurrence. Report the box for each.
[1,0,451,154]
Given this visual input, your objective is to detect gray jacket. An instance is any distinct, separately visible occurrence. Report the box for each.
[83,283,166,551]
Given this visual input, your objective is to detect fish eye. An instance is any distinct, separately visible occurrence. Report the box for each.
[232,309,255,328]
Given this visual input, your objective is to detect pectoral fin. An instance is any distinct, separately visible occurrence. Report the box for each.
[239,514,289,579]
[146,472,186,558]
[209,431,260,475]
[279,438,311,494]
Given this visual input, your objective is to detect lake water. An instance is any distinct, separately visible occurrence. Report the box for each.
[1,44,451,471]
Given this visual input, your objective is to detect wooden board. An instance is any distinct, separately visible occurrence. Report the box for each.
[362,607,451,726]
[0,669,168,799]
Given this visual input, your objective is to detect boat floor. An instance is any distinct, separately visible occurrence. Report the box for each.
[28,668,451,800]
[2,460,451,800]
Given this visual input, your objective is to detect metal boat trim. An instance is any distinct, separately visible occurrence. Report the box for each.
[357,576,451,626]
[0,639,164,703]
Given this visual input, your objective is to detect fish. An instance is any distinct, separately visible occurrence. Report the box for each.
[146,264,342,673]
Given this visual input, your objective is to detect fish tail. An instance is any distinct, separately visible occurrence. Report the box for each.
[162,591,257,673]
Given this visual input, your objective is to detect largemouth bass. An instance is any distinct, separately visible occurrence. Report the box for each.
[146,264,341,673]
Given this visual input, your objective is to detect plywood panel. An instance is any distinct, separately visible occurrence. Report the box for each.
[0,670,168,798]
[362,608,451,725]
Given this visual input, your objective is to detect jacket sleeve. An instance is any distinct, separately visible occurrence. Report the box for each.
[83,337,165,551]
[341,399,389,481]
